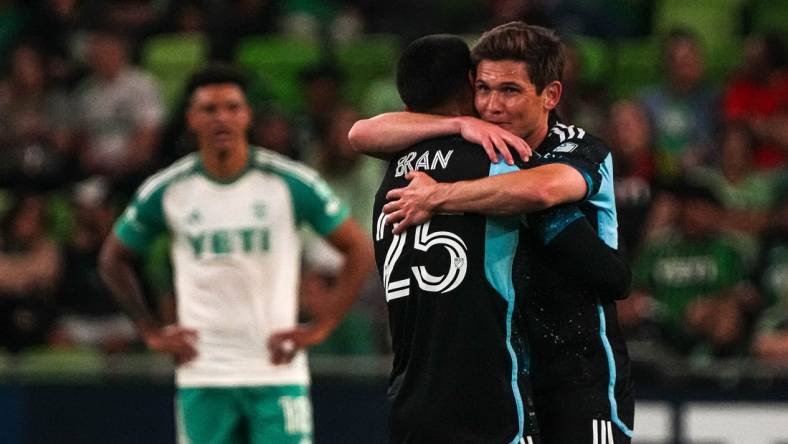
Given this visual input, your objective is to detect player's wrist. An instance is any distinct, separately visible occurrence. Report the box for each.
[429,182,451,212]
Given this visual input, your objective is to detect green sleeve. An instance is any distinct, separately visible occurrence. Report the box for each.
[113,185,168,253]
[285,172,350,237]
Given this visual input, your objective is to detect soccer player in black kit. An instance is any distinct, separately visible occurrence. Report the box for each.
[355,23,635,444]
[370,33,632,444]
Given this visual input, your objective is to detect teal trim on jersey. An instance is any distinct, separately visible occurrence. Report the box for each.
[533,205,584,245]
[251,148,349,236]
[597,304,634,437]
[588,154,618,249]
[485,160,525,444]
[115,154,199,252]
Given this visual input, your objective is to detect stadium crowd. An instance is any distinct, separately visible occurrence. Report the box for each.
[0,0,786,375]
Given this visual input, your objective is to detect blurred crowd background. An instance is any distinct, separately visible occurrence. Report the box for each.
[0,0,786,381]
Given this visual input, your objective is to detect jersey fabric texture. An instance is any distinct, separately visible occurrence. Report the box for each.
[373,136,537,444]
[515,117,634,439]
[114,146,349,387]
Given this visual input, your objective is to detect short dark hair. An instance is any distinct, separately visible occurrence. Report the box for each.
[185,63,249,103]
[471,21,564,93]
[396,34,472,112]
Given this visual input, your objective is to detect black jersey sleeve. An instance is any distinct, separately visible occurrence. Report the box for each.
[538,129,610,201]
[526,204,631,301]
[544,217,631,301]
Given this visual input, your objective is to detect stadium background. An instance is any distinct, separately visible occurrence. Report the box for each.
[0,0,786,442]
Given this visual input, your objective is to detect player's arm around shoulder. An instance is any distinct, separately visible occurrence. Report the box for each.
[348,112,530,163]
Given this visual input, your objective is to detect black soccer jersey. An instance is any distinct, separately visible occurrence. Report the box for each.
[373,136,537,444]
[515,117,635,440]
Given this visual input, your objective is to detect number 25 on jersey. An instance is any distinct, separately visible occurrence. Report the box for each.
[375,215,468,301]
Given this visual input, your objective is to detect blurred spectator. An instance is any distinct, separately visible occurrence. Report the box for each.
[690,123,783,238]
[294,63,345,158]
[203,0,279,61]
[251,108,300,160]
[49,177,138,352]
[638,29,718,180]
[557,37,611,140]
[0,193,61,353]
[70,27,164,196]
[722,33,788,170]
[82,0,165,44]
[0,0,29,62]
[0,41,74,190]
[23,0,85,85]
[752,194,788,365]
[622,182,761,358]
[306,105,384,232]
[607,100,657,260]
[300,240,381,356]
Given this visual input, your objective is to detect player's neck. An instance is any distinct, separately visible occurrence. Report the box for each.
[200,142,249,180]
[524,121,549,150]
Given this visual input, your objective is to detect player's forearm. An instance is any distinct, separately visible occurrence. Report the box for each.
[432,164,587,216]
[545,218,632,300]
[322,220,375,329]
[349,112,460,156]
[98,236,159,335]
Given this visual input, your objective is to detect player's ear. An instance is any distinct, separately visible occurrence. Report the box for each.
[542,80,562,111]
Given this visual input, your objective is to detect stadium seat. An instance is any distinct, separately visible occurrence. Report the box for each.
[140,33,208,114]
[16,348,105,382]
[610,38,660,99]
[235,36,322,112]
[653,0,744,54]
[751,0,788,35]
[335,34,401,107]
[569,35,612,85]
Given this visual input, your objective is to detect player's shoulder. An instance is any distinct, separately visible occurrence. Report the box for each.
[250,145,323,185]
[544,121,610,156]
[135,152,200,202]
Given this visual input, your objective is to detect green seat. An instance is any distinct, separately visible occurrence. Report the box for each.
[336,34,400,107]
[569,35,612,85]
[16,348,106,382]
[235,36,322,112]
[653,0,744,57]
[141,33,208,113]
[611,38,660,99]
[751,0,788,35]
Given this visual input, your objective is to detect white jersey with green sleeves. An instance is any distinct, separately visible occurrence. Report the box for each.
[114,146,350,387]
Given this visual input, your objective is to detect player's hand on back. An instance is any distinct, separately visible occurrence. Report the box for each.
[384,171,443,235]
[142,324,198,365]
[456,116,531,164]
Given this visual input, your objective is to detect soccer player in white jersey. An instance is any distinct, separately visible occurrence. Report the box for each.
[99,64,373,444]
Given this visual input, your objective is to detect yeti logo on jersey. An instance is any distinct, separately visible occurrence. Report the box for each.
[186,228,271,258]
[554,141,578,153]
[395,150,454,177]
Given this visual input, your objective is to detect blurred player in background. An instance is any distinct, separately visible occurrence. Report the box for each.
[354,22,634,444]
[99,64,373,444]
[372,33,631,444]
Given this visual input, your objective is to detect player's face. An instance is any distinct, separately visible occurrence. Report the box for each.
[473,59,560,145]
[187,84,251,152]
